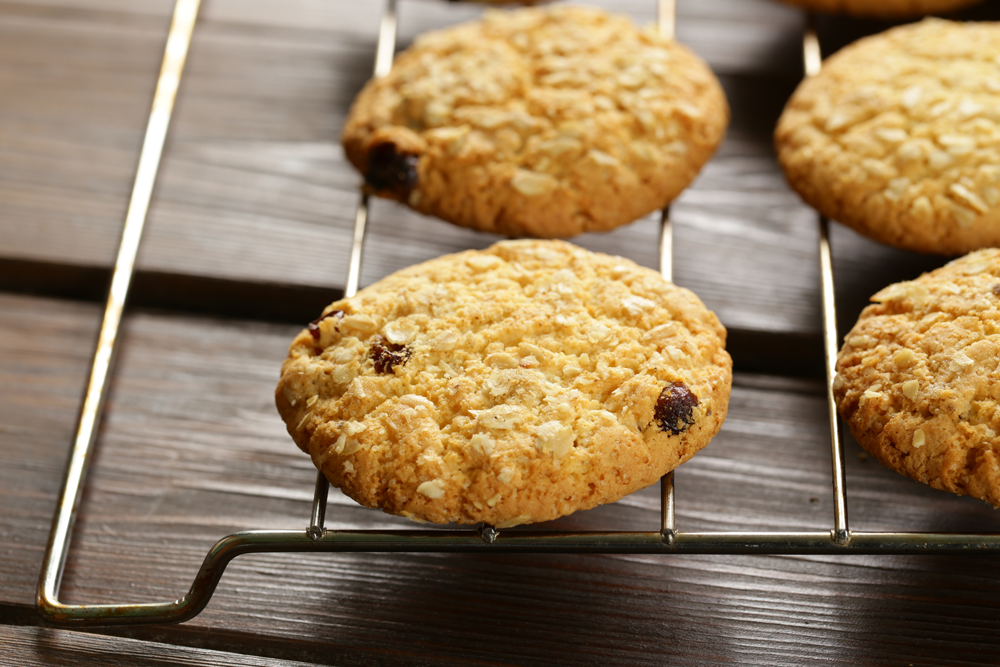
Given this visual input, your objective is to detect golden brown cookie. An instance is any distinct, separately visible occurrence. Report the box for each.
[834,248,1000,506]
[772,0,981,18]
[342,6,728,238]
[775,19,1000,255]
[276,240,732,526]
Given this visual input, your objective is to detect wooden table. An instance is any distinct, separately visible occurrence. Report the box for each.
[3,0,1000,664]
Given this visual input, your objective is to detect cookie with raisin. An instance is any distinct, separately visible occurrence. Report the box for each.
[341,5,728,238]
[834,248,1000,506]
[276,240,732,526]
[775,19,1000,255]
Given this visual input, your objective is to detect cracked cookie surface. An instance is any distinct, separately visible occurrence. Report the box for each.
[276,240,732,526]
[775,19,1000,254]
[342,5,728,238]
[834,248,1000,506]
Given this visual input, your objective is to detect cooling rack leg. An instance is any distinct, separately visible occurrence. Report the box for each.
[802,13,822,79]
[36,0,202,623]
[309,194,370,537]
[656,0,678,541]
[658,206,677,540]
[819,215,850,544]
[658,206,673,283]
[344,195,371,302]
[308,473,329,540]
[309,0,397,538]
[802,17,850,545]
[658,0,676,41]
[661,471,676,541]
[374,0,398,79]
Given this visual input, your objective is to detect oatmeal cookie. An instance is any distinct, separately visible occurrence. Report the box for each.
[276,240,732,526]
[775,19,1000,255]
[834,248,1000,506]
[342,5,728,238]
[773,0,981,18]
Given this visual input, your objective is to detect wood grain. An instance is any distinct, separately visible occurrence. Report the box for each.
[2,625,317,667]
[0,2,168,267]
[6,0,992,354]
[0,295,99,610]
[2,293,1000,666]
[4,0,1000,665]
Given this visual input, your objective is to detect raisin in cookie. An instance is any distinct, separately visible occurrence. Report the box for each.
[342,6,728,238]
[834,248,1000,506]
[276,240,732,526]
[772,0,981,18]
[775,19,1000,255]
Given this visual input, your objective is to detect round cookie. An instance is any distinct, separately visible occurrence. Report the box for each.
[775,19,1000,255]
[342,6,728,238]
[772,0,981,18]
[833,248,1000,506]
[276,240,732,526]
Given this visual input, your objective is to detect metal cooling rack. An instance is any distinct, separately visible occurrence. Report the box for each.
[36,0,1000,628]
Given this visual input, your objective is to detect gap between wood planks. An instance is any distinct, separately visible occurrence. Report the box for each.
[0,257,824,379]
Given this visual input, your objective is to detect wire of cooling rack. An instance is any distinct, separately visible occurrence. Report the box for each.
[805,13,850,547]
[35,0,1000,629]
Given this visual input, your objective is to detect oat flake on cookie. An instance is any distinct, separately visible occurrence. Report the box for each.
[275,240,732,526]
[834,248,1000,506]
[776,19,1000,255]
[342,5,728,238]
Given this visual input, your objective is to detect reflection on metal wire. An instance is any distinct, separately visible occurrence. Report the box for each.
[35,0,1000,630]
[36,0,202,628]
[804,15,850,545]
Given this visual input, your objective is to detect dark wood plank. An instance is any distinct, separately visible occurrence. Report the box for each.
[0,0,845,354]
[1,625,317,667]
[0,295,99,609]
[5,1,1000,665]
[3,0,992,365]
[3,293,1000,666]
[2,0,998,356]
[139,0,823,345]
[0,1,169,267]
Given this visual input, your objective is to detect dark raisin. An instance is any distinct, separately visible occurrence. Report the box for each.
[993,284,1000,297]
[370,335,412,374]
[308,309,344,340]
[365,143,419,198]
[654,381,699,436]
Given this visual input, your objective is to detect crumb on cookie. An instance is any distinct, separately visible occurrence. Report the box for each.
[342,5,729,238]
[834,248,1000,506]
[276,240,733,525]
[776,19,1000,254]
